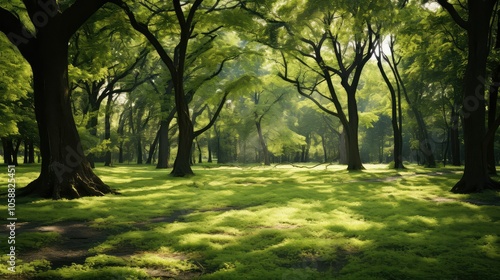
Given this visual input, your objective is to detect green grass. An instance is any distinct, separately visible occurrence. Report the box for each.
[1,163,499,279]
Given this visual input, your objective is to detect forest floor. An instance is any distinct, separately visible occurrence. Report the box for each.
[1,163,500,279]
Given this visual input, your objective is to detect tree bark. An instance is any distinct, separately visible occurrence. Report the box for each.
[3,0,116,199]
[24,44,113,199]
[156,121,171,168]
[345,93,364,170]
[486,65,499,174]
[440,0,500,193]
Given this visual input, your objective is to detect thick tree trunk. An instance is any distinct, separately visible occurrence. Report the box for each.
[486,10,500,175]
[171,78,194,176]
[486,65,499,175]
[156,120,171,168]
[451,0,500,193]
[171,117,194,176]
[346,94,364,171]
[21,29,113,199]
[2,138,13,165]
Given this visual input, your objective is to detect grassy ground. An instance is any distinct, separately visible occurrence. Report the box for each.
[1,163,499,279]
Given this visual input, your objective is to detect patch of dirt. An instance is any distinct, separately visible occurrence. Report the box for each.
[19,221,110,268]
[16,207,237,277]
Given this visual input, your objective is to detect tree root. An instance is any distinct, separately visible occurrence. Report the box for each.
[451,176,500,194]
[18,169,118,200]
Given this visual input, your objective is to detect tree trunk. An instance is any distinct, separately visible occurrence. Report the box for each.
[146,128,160,165]
[208,139,213,163]
[377,56,405,169]
[256,121,270,166]
[339,130,347,165]
[485,8,500,175]
[118,142,124,164]
[104,94,112,166]
[450,106,461,166]
[117,111,126,164]
[451,0,500,193]
[136,137,143,164]
[197,139,202,163]
[22,29,113,199]
[12,139,21,166]
[85,101,100,169]
[486,65,499,175]
[346,93,364,170]
[157,119,172,169]
[321,134,328,163]
[171,78,194,176]
[2,138,13,165]
[24,140,28,164]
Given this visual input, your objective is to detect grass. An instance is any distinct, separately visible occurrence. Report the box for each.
[1,163,499,279]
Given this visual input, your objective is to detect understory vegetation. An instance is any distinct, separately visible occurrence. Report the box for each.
[1,164,499,279]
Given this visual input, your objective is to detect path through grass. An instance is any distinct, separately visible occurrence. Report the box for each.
[1,164,499,279]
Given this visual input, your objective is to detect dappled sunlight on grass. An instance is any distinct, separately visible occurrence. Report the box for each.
[1,163,499,279]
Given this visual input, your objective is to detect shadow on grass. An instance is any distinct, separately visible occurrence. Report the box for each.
[1,164,499,279]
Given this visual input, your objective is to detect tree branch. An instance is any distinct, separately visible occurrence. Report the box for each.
[437,0,468,30]
[62,0,110,40]
[193,91,229,137]
[109,0,176,75]
[0,7,36,61]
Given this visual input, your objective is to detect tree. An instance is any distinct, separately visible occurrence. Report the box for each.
[112,0,238,176]
[0,0,115,199]
[375,36,405,169]
[486,12,500,175]
[278,10,377,170]
[437,0,500,192]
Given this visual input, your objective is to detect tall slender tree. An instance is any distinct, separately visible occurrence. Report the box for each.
[375,36,405,169]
